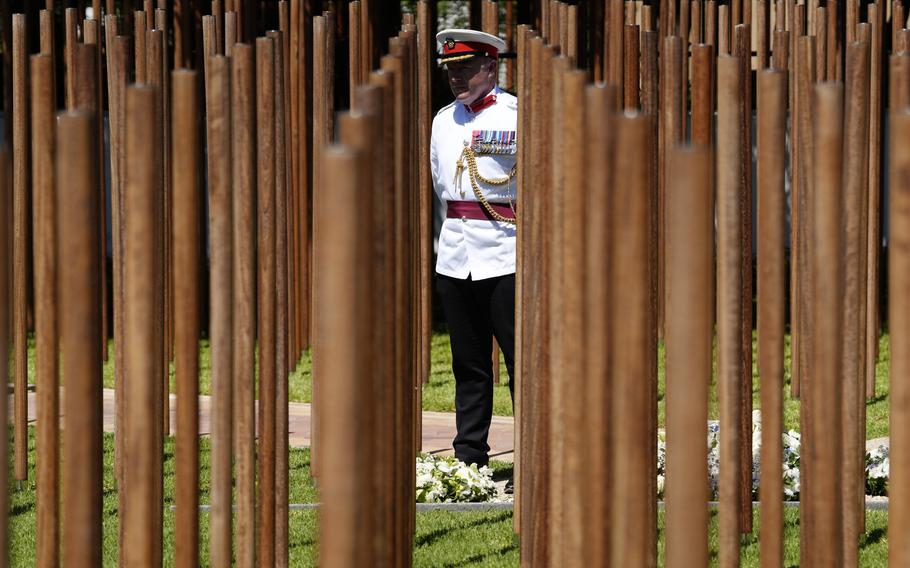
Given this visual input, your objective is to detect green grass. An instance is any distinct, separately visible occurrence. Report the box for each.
[6,427,891,566]
[31,331,895,439]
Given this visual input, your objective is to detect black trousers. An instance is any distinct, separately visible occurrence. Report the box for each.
[436,272,516,467]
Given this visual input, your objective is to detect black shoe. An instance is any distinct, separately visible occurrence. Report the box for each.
[504,476,514,494]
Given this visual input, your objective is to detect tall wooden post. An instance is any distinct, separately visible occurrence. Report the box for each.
[608,114,652,567]
[888,110,910,568]
[866,2,883,398]
[232,43,257,568]
[734,23,754,534]
[0,148,10,568]
[11,12,29,489]
[803,82,845,568]
[757,68,787,568]
[841,39,870,565]
[716,55,744,568]
[665,145,712,568]
[58,111,103,568]
[316,143,377,567]
[31,52,60,568]
[122,84,161,568]
[267,27,291,567]
[205,55,234,568]
[580,83,618,564]
[256,36,278,568]
[172,69,200,568]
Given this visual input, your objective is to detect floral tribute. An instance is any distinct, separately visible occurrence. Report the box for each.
[416,453,498,503]
[657,410,890,500]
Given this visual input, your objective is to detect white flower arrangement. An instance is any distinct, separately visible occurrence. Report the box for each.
[416,454,498,503]
[866,444,889,496]
[657,410,888,501]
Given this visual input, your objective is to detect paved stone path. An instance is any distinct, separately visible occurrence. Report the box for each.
[17,388,516,463]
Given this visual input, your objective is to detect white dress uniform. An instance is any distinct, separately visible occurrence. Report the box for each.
[432,28,518,471]
[431,60,517,280]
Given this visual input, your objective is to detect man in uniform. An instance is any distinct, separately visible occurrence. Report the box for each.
[430,29,517,489]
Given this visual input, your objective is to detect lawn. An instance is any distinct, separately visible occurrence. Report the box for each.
[6,428,891,566]
[24,330,891,438]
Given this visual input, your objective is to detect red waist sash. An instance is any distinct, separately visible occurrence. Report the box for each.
[445,200,515,221]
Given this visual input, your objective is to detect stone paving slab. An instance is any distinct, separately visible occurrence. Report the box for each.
[15,388,516,463]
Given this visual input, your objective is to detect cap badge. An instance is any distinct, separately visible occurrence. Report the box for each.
[446,38,456,50]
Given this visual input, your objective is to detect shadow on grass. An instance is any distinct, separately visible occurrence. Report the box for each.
[439,542,518,567]
[414,510,512,548]
[862,526,887,548]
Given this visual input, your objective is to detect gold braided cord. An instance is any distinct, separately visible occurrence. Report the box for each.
[458,145,517,224]
[439,53,479,65]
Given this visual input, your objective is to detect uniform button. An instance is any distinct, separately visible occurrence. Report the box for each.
[461,216,467,222]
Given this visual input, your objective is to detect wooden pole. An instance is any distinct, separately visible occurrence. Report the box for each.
[716,55,743,567]
[580,82,618,565]
[135,11,147,83]
[866,2,883,399]
[82,18,109,367]
[757,68,787,568]
[548,68,587,567]
[310,14,325,478]
[545,53,570,564]
[816,7,827,81]
[122,84,160,568]
[758,0,769,68]
[624,24,640,109]
[734,23,754,534]
[11,12,28,488]
[608,113,652,567]
[841,39,870,565]
[350,2,362,108]
[145,33,166,568]
[205,54,234,568]
[58,111,103,568]
[110,35,131,542]
[172,69,200,568]
[608,0,623,84]
[31,52,59,568]
[266,28,291,568]
[256,35,277,568]
[803,82,845,568]
[659,36,683,340]
[315,143,377,567]
[288,0,301,370]
[417,0,432,387]
[39,9,54,56]
[231,42,257,568]
[889,109,910,568]
[65,8,77,108]
[665,145,712,568]
[0,147,10,568]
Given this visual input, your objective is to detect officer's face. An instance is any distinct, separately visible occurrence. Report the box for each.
[445,57,497,105]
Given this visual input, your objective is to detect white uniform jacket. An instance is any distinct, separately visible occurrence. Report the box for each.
[430,86,518,280]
